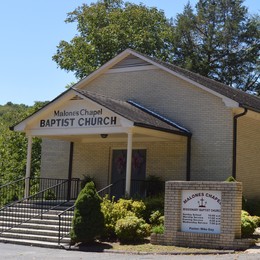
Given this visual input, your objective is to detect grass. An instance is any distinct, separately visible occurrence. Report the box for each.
[70,239,231,254]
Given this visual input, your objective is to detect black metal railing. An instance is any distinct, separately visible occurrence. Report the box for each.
[0,177,27,208]
[0,180,68,234]
[0,177,81,234]
[58,184,113,244]
[108,179,165,199]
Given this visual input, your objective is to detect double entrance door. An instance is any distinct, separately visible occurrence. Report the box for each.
[111,149,146,198]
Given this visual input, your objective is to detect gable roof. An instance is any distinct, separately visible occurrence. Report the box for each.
[11,87,191,137]
[73,89,191,137]
[136,50,260,113]
[74,49,260,113]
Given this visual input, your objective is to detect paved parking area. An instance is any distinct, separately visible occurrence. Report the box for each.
[0,243,260,260]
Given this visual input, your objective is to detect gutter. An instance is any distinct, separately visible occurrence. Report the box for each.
[232,107,248,179]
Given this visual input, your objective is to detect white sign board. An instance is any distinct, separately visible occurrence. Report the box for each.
[35,100,120,129]
[181,190,221,234]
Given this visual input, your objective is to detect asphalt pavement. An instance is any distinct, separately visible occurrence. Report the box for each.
[0,243,260,260]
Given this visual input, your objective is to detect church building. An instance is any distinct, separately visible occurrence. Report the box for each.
[12,49,260,200]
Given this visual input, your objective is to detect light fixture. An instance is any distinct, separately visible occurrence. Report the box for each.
[100,134,108,139]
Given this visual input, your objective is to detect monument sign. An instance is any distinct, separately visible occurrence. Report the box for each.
[181,190,221,234]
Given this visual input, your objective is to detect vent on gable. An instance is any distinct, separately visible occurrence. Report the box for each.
[70,95,83,101]
[112,54,152,69]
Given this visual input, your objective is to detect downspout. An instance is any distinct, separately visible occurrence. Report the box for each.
[232,107,247,179]
[186,135,192,181]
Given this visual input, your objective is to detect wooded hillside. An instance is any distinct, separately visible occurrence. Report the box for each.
[0,102,47,185]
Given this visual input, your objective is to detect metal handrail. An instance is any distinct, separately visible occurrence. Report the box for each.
[0,177,27,189]
[0,179,70,234]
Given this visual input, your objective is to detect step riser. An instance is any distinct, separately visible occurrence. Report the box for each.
[6,228,70,236]
[0,233,70,243]
[0,238,63,249]
[0,204,73,246]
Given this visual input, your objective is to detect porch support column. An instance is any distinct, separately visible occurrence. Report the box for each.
[24,135,32,198]
[125,131,133,197]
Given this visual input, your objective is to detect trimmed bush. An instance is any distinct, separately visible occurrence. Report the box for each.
[70,181,104,243]
[241,210,259,237]
[101,197,146,239]
[149,210,164,227]
[225,176,236,182]
[142,195,164,223]
[115,215,150,244]
[80,174,95,189]
[151,224,164,234]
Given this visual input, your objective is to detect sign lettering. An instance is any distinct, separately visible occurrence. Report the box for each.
[39,107,118,128]
[181,190,221,234]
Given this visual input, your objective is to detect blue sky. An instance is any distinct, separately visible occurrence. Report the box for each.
[0,0,259,106]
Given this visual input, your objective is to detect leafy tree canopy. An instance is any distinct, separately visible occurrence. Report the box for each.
[53,0,259,95]
[173,0,260,93]
[52,0,174,79]
[0,101,48,185]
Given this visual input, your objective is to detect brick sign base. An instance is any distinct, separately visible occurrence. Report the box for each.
[151,181,255,250]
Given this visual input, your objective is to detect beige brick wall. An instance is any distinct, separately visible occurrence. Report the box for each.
[84,68,234,181]
[72,139,187,190]
[41,139,70,179]
[151,181,254,250]
[237,116,260,199]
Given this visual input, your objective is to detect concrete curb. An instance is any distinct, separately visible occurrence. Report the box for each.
[63,244,235,256]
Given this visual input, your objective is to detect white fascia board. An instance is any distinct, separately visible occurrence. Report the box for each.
[73,50,133,90]
[13,90,76,132]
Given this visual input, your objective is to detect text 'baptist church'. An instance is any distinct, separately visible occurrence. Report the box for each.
[39,109,118,128]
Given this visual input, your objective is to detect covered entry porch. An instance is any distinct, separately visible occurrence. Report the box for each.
[13,88,192,198]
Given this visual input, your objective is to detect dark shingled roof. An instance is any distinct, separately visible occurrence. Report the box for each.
[131,49,260,113]
[73,88,191,137]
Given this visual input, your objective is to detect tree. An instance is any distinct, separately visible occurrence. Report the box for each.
[52,0,173,79]
[173,0,260,94]
[70,181,104,243]
[0,102,47,186]
[53,0,259,95]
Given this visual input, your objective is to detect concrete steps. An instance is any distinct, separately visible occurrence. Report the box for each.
[0,201,74,248]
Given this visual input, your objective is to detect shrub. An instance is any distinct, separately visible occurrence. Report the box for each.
[80,174,95,189]
[241,210,258,237]
[225,176,236,182]
[149,210,164,227]
[151,224,164,234]
[243,199,260,216]
[70,181,104,243]
[142,195,164,223]
[101,197,146,239]
[44,189,56,200]
[145,175,164,197]
[3,193,19,206]
[115,215,150,244]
